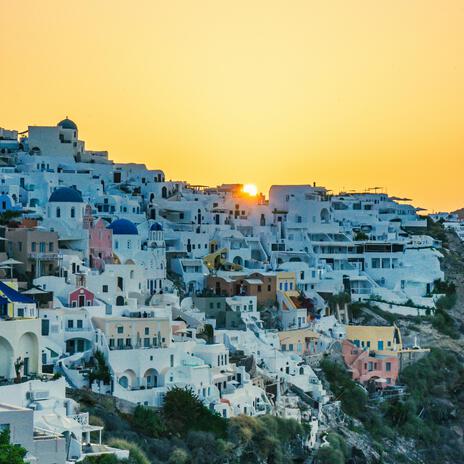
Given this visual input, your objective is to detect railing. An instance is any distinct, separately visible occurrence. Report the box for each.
[33,426,63,440]
[28,252,60,260]
[69,412,89,426]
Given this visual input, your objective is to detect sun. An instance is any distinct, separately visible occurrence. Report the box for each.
[243,183,258,196]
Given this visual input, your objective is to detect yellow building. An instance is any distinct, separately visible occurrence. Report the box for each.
[278,327,319,354]
[345,325,403,354]
[276,271,297,292]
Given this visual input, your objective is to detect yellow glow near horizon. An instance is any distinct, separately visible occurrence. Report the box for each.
[243,184,258,197]
[1,1,464,212]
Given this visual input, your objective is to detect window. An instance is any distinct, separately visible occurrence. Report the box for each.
[386,362,391,372]
[102,285,108,293]
[109,339,115,348]
[31,242,36,252]
[170,354,174,367]
[77,320,83,329]
[288,343,294,351]
[281,344,286,351]
[257,285,262,292]
[67,320,74,329]
[117,326,124,334]
[40,242,46,252]
[144,338,150,347]
[56,207,61,218]
[71,207,75,218]
[49,242,54,252]
[145,327,149,335]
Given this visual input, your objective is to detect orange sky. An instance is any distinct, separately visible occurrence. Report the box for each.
[1,0,463,212]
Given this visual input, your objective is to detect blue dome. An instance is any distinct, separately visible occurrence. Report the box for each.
[49,187,83,203]
[58,118,77,130]
[107,219,138,235]
[150,222,163,231]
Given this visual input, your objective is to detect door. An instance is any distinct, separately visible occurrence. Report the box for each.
[23,357,29,376]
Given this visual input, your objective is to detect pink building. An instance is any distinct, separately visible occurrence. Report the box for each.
[87,218,113,270]
[69,286,95,307]
[342,340,399,388]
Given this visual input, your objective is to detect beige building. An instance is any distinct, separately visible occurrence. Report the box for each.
[92,311,171,350]
[278,327,319,354]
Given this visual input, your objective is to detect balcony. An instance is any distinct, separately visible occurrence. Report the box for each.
[28,252,60,260]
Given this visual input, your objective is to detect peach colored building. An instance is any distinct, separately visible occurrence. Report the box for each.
[342,339,400,388]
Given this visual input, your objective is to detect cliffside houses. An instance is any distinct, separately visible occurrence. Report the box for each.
[0,117,442,457]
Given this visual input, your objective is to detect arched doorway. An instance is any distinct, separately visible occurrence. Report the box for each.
[320,208,330,223]
[18,332,39,376]
[233,256,243,266]
[118,369,137,389]
[0,337,13,378]
[116,296,125,306]
[143,368,160,388]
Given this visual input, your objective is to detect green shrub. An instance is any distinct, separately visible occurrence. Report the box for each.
[106,438,150,464]
[162,386,227,438]
[131,405,165,438]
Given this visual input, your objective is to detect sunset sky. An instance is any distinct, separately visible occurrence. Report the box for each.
[1,0,463,212]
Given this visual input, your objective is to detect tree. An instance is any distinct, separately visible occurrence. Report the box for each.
[0,429,27,464]
[0,210,22,226]
[162,386,227,437]
[88,350,111,385]
[131,405,165,438]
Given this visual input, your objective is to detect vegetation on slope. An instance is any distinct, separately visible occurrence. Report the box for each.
[78,386,308,464]
[320,348,464,463]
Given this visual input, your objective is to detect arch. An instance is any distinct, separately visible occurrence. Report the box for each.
[70,207,75,218]
[161,186,167,198]
[56,207,61,218]
[116,295,125,306]
[118,369,137,389]
[17,332,39,376]
[143,368,161,388]
[320,208,330,223]
[233,256,243,266]
[0,336,13,378]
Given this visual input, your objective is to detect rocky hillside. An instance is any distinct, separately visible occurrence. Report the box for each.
[317,226,464,464]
